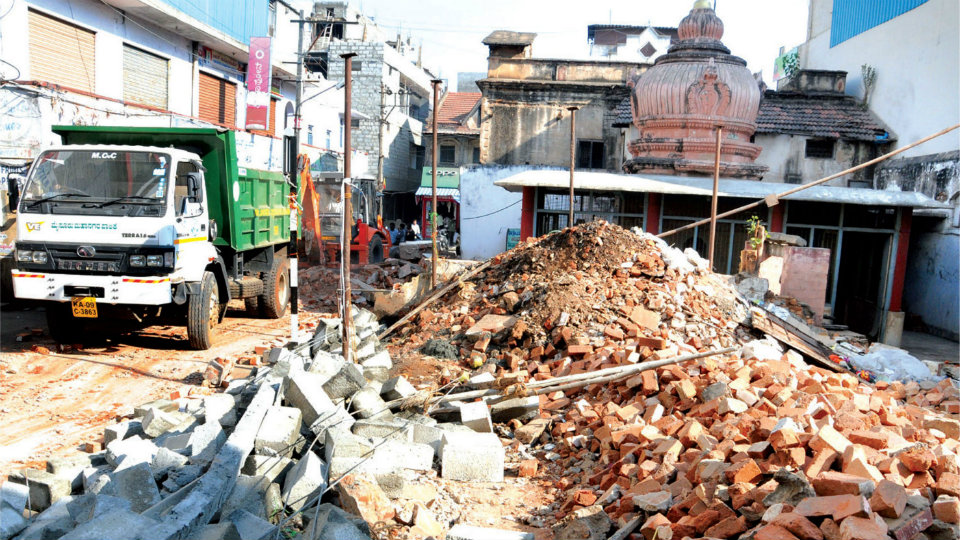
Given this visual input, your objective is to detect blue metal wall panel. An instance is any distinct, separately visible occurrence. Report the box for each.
[831,0,928,46]
[159,0,270,44]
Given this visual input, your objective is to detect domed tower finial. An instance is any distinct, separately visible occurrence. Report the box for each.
[693,0,712,9]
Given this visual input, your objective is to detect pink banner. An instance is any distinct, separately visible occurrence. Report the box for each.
[245,37,272,131]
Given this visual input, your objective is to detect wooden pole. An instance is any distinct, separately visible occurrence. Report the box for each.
[567,106,578,227]
[431,79,442,289]
[341,52,356,363]
[708,126,722,269]
[658,123,960,239]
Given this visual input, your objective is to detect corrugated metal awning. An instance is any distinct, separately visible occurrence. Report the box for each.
[493,170,951,209]
[415,187,460,203]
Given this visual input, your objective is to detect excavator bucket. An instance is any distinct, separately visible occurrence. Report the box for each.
[299,157,323,263]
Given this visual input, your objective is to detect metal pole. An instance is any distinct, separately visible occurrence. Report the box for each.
[342,52,356,363]
[430,79,441,289]
[657,122,960,240]
[377,82,386,200]
[567,106,578,227]
[708,125,722,269]
[289,9,305,343]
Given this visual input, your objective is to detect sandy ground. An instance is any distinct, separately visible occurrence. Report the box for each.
[0,300,323,479]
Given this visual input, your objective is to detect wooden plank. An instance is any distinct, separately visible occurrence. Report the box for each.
[750,307,847,373]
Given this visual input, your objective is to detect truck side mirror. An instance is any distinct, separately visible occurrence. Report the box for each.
[187,172,203,204]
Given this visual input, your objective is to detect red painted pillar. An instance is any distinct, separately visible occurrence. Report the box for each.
[889,207,912,312]
[770,204,785,233]
[520,186,535,240]
[646,193,661,234]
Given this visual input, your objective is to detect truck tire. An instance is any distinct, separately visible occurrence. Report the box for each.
[244,297,260,317]
[259,256,289,319]
[46,303,83,344]
[368,235,384,264]
[187,272,219,350]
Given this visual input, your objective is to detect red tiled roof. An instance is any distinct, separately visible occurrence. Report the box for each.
[755,91,892,142]
[432,92,481,126]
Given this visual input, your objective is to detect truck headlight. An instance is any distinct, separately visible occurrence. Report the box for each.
[32,251,48,264]
[17,250,33,263]
[146,255,163,267]
[130,255,146,267]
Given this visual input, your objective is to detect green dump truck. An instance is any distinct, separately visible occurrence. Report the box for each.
[12,126,294,349]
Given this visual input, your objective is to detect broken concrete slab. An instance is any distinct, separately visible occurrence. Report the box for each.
[109,462,161,513]
[73,494,131,525]
[105,435,159,468]
[285,371,356,436]
[152,447,189,481]
[490,396,540,424]
[281,450,327,512]
[380,376,416,402]
[102,420,144,446]
[188,421,227,466]
[0,482,29,539]
[224,509,278,540]
[204,394,238,428]
[219,475,281,522]
[59,509,158,540]
[142,408,196,439]
[439,431,504,482]
[241,455,294,483]
[349,386,392,420]
[253,407,302,458]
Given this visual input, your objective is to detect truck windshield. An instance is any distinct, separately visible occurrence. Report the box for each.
[23,150,171,206]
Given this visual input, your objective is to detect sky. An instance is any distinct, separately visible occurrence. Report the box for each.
[356,0,811,90]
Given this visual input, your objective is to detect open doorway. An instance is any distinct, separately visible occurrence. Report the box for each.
[833,231,891,338]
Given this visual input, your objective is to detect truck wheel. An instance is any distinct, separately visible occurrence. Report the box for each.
[368,235,384,263]
[244,297,260,317]
[187,272,219,350]
[259,256,289,319]
[46,303,83,344]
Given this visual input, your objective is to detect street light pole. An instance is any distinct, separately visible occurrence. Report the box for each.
[288,8,305,343]
[567,106,578,227]
[341,52,357,363]
[430,79,441,289]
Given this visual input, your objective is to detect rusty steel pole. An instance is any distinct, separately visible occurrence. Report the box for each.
[431,79,442,289]
[708,126,723,270]
[567,106,578,227]
[341,52,356,363]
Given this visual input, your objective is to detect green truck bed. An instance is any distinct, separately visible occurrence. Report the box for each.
[52,125,291,253]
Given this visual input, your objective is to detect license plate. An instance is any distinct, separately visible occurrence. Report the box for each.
[71,297,98,318]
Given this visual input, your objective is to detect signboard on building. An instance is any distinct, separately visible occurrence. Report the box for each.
[419,167,460,189]
[505,228,521,251]
[773,46,799,82]
[245,37,272,130]
[198,45,244,79]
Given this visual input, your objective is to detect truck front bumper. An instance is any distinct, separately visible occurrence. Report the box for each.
[12,270,173,305]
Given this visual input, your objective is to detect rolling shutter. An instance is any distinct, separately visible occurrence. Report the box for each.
[199,72,237,127]
[28,9,95,92]
[123,45,168,108]
[249,98,278,137]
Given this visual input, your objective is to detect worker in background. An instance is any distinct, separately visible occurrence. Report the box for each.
[410,218,421,240]
[396,223,407,245]
[388,222,397,244]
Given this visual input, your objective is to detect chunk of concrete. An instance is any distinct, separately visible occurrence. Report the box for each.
[241,455,295,483]
[490,396,540,423]
[350,386,392,420]
[360,350,393,382]
[188,421,227,466]
[351,418,414,442]
[204,394,238,428]
[281,450,327,512]
[304,503,371,540]
[225,509,278,540]
[7,468,71,511]
[219,475,281,522]
[110,462,161,512]
[142,408,195,438]
[151,447,189,480]
[9,496,79,539]
[254,407,302,458]
[59,508,159,540]
[1,482,29,539]
[133,399,178,417]
[46,455,95,493]
[325,428,375,463]
[440,431,504,482]
[103,420,143,446]
[285,371,356,436]
[447,524,534,540]
[380,376,416,402]
[105,435,159,468]
[195,523,242,540]
[373,439,435,472]
[459,401,493,433]
[320,361,366,400]
[160,464,203,493]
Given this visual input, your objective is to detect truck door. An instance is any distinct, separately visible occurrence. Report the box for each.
[173,161,211,281]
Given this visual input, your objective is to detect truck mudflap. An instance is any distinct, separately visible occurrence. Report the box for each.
[11,270,173,305]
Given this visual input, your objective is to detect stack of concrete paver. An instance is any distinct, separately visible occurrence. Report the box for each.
[0,307,526,540]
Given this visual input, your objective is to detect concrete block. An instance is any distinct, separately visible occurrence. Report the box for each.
[285,371,356,436]
[1,482,29,539]
[160,464,203,493]
[374,439,434,471]
[490,396,540,423]
[109,462,161,512]
[304,503,371,540]
[59,509,159,540]
[446,524,534,540]
[322,362,366,400]
[281,450,327,512]
[161,432,193,454]
[325,428,375,463]
[350,386,392,420]
[46,454,93,493]
[75,494,132,524]
[133,399,178,417]
[459,401,494,433]
[242,455,295,483]
[151,447,189,480]
[204,394,238,428]
[10,496,79,539]
[440,431,504,482]
[254,407,302,458]
[188,421,227,466]
[105,435,159,468]
[380,376,416,401]
[7,468,71,511]
[142,408,195,438]
[225,508,278,540]
[220,475,281,522]
[351,418,414,441]
[195,523,242,540]
[103,420,143,445]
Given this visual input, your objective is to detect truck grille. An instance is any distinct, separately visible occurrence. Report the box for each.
[49,248,124,275]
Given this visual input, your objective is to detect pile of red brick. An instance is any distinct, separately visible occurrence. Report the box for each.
[387,221,959,539]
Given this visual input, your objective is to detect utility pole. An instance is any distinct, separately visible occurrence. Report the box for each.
[288,8,305,344]
[567,106,578,227]
[430,79,441,289]
[377,83,386,195]
[708,126,723,270]
[342,52,357,363]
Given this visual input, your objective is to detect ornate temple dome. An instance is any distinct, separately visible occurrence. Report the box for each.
[623,0,767,178]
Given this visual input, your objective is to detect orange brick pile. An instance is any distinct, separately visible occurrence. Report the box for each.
[386,221,959,539]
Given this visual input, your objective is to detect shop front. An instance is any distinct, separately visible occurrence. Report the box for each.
[416,167,461,249]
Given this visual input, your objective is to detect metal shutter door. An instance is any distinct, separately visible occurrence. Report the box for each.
[28,9,95,92]
[199,72,237,127]
[123,45,168,108]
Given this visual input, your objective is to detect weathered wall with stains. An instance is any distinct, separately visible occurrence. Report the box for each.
[754,134,881,185]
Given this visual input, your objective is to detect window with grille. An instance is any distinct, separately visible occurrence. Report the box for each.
[439,145,456,165]
[805,138,836,159]
[576,140,605,169]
